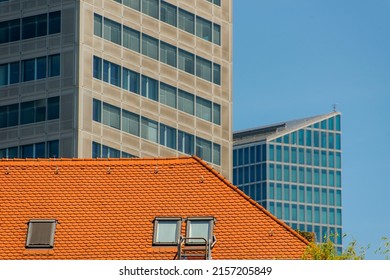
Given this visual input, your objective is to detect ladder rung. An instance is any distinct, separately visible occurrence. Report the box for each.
[182,253,207,257]
[182,248,207,251]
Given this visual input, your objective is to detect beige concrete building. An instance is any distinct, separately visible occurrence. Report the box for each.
[0,0,232,179]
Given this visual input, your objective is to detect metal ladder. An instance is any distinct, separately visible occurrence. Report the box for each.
[177,237,211,260]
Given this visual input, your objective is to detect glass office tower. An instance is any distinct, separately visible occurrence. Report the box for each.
[233,112,342,252]
[0,0,233,179]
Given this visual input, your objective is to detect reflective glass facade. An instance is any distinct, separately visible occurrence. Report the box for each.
[233,113,342,252]
[0,0,232,179]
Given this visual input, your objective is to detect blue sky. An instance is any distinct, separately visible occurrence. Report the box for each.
[233,0,390,259]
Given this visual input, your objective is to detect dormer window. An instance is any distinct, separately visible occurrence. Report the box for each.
[153,218,181,245]
[26,219,57,248]
[186,217,214,244]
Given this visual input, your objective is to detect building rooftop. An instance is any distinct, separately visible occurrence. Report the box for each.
[233,111,340,146]
[0,156,309,259]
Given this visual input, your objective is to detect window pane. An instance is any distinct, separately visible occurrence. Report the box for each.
[0,64,7,86]
[196,16,212,42]
[36,14,47,37]
[284,146,290,163]
[123,0,140,10]
[321,132,327,148]
[103,60,109,83]
[35,99,46,122]
[178,49,194,74]
[213,23,221,45]
[213,63,221,85]
[93,56,102,79]
[141,117,158,142]
[196,96,212,122]
[22,15,37,39]
[160,124,176,149]
[178,9,194,34]
[155,220,178,243]
[36,56,47,79]
[213,143,221,165]
[21,144,34,158]
[0,21,9,44]
[336,152,341,168]
[9,19,20,42]
[0,105,7,128]
[103,103,120,129]
[287,185,295,202]
[160,42,177,67]
[93,99,101,122]
[314,168,320,185]
[178,130,194,154]
[160,82,177,108]
[321,151,327,167]
[178,89,194,115]
[123,26,140,53]
[110,62,121,87]
[9,62,20,84]
[94,14,102,37]
[26,221,56,248]
[49,54,60,77]
[122,109,139,136]
[306,149,312,165]
[23,59,35,82]
[196,56,212,81]
[47,96,60,120]
[335,115,341,131]
[213,103,221,125]
[8,104,18,127]
[196,137,212,162]
[160,1,177,26]
[21,101,34,124]
[49,11,61,34]
[123,68,140,94]
[47,140,59,158]
[141,76,158,101]
[102,145,120,158]
[328,133,334,149]
[336,133,341,150]
[188,220,211,242]
[35,142,46,158]
[92,142,101,158]
[314,149,319,166]
[142,34,158,60]
[321,170,327,186]
[103,18,121,44]
[142,0,159,19]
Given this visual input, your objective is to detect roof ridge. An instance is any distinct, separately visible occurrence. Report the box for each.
[0,156,194,165]
[191,156,310,245]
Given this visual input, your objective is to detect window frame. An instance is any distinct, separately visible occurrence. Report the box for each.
[153,217,182,246]
[25,219,57,248]
[185,217,214,244]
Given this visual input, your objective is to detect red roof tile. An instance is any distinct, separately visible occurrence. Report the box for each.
[0,156,309,259]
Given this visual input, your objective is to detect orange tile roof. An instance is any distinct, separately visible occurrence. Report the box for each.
[0,156,309,259]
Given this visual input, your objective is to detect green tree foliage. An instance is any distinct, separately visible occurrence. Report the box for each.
[375,236,390,260]
[302,235,390,260]
[302,235,367,260]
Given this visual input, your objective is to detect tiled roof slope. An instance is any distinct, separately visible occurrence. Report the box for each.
[0,157,309,259]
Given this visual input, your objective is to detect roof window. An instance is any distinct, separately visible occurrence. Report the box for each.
[153,218,181,245]
[25,219,57,248]
[186,217,214,244]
